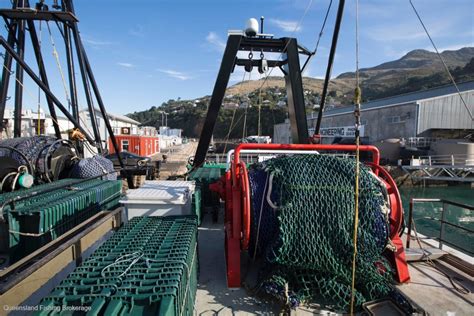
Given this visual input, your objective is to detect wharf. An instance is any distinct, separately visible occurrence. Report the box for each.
[153,141,198,179]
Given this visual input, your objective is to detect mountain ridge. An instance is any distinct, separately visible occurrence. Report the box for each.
[127,47,474,138]
[226,47,473,102]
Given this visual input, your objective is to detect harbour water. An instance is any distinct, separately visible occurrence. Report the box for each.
[399,185,474,254]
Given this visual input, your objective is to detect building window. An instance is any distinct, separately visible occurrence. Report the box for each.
[121,127,130,135]
[122,140,129,151]
[33,119,45,135]
[386,116,405,124]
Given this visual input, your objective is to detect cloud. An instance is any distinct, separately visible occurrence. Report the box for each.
[158,69,192,81]
[117,62,134,68]
[129,25,145,38]
[206,32,226,52]
[82,36,115,48]
[268,18,301,33]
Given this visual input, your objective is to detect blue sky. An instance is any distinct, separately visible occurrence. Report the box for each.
[1,0,473,115]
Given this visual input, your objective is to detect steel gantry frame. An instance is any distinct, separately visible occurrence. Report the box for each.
[193,0,346,168]
[0,0,125,169]
[193,35,313,169]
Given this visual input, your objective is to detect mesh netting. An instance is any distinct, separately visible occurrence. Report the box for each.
[0,136,57,168]
[70,155,117,180]
[248,154,394,311]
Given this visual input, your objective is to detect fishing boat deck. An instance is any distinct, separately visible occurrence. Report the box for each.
[397,260,473,315]
[196,208,474,315]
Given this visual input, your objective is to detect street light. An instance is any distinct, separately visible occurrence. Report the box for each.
[157,111,168,127]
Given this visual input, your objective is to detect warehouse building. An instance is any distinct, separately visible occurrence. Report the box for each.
[274,81,474,143]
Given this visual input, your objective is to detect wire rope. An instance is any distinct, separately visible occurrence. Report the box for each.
[409,0,472,121]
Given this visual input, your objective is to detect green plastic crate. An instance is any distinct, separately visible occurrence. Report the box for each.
[36,216,198,316]
[188,166,224,216]
[191,187,201,225]
[1,178,122,261]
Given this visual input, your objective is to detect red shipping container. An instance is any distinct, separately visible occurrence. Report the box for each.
[108,135,159,157]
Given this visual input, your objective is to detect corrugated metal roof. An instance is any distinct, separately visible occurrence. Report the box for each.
[104,111,141,125]
[323,80,474,116]
[79,107,141,125]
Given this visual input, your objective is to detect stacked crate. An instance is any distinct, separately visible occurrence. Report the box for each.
[188,165,226,222]
[1,178,122,260]
[191,186,201,224]
[37,216,198,316]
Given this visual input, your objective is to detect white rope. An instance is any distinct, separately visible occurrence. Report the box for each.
[99,244,198,316]
[47,20,76,132]
[46,21,71,107]
[266,172,279,210]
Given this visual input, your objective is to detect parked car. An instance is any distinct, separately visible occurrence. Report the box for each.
[105,151,151,168]
[105,151,158,180]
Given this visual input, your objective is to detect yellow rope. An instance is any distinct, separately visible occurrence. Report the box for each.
[350,129,360,314]
[353,86,361,105]
[350,0,361,314]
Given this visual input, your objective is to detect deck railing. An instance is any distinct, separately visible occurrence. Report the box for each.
[404,137,440,148]
[413,154,474,166]
[406,198,474,255]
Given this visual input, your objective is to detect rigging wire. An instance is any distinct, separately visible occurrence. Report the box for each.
[223,70,248,154]
[302,0,334,74]
[250,0,314,141]
[312,0,333,56]
[46,21,73,130]
[350,0,361,314]
[224,0,315,145]
[46,21,72,109]
[242,71,252,140]
[256,0,314,93]
[37,20,42,135]
[0,54,95,143]
[306,0,334,132]
[223,112,247,144]
[257,83,262,136]
[46,21,99,144]
[1,57,43,120]
[409,0,473,121]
